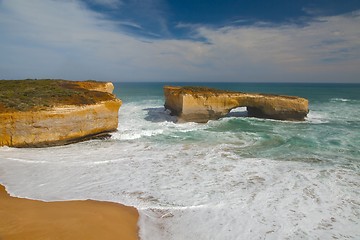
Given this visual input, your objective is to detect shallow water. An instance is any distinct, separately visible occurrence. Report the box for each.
[1,82,359,239]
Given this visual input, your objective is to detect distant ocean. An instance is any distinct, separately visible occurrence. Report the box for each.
[1,82,359,239]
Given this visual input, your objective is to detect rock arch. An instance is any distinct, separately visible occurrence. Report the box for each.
[164,86,308,123]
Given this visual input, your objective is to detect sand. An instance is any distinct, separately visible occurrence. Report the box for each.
[0,184,139,240]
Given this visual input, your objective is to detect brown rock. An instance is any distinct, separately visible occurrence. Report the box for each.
[164,86,309,123]
[0,80,121,147]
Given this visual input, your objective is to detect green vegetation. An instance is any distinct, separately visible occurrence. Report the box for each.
[172,86,297,99]
[181,86,234,93]
[0,79,114,112]
[177,86,238,97]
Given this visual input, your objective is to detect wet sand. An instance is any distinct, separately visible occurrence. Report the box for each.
[0,184,139,240]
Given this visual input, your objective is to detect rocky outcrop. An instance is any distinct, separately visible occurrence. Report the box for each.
[164,86,309,123]
[67,81,115,93]
[0,80,121,147]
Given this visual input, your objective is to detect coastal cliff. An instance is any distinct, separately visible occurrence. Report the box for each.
[0,80,121,147]
[164,86,308,123]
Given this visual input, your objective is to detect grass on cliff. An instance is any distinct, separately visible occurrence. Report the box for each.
[176,86,238,97]
[0,79,114,112]
[180,86,234,93]
[173,86,299,99]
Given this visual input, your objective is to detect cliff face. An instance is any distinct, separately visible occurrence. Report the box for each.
[0,80,121,147]
[164,86,309,123]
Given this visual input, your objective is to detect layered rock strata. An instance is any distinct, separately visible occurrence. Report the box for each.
[0,80,121,147]
[164,86,308,123]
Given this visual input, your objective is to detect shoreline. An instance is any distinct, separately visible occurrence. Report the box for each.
[0,184,139,240]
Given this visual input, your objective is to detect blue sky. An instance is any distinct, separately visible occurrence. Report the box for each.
[0,0,359,82]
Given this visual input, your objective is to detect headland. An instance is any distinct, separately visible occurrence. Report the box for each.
[0,79,122,147]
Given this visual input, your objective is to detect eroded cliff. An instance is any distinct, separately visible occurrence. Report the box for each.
[0,80,121,147]
[164,86,309,123]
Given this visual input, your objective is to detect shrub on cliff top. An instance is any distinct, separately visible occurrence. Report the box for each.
[0,79,114,112]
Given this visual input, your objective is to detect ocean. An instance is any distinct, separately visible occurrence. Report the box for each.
[1,82,359,239]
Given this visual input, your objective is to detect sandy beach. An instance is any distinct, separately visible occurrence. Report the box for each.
[0,184,139,240]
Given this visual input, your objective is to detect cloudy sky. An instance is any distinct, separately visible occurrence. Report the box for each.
[0,0,359,82]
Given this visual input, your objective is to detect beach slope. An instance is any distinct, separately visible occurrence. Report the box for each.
[0,184,139,240]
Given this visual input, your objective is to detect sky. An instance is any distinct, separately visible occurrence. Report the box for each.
[0,0,359,83]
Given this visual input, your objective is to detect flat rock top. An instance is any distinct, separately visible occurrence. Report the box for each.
[0,79,117,113]
[165,86,234,96]
[164,86,301,100]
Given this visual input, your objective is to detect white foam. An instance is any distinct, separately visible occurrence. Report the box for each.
[305,111,329,124]
[112,129,164,140]
[6,157,48,164]
[330,98,351,102]
[138,163,360,240]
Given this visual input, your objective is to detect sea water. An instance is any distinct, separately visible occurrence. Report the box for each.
[0,82,359,239]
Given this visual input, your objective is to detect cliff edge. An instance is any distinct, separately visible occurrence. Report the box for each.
[164,86,308,123]
[0,79,122,147]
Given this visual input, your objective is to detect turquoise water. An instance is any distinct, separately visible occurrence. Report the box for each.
[0,82,359,239]
[115,82,360,168]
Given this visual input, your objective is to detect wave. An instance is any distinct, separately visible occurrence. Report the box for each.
[305,111,329,124]
[112,129,165,140]
[5,157,48,164]
[330,98,359,104]
[330,98,351,102]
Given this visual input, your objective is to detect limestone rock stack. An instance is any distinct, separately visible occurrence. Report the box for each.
[164,86,308,123]
[0,80,121,147]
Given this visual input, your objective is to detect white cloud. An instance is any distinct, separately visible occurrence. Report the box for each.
[89,0,122,9]
[196,14,360,76]
[118,21,143,29]
[0,0,359,82]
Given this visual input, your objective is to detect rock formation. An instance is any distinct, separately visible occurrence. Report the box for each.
[164,86,308,123]
[0,80,121,147]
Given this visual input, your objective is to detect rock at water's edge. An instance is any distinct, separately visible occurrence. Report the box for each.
[0,80,121,147]
[164,86,309,123]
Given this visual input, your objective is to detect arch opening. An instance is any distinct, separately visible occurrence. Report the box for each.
[226,107,248,118]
